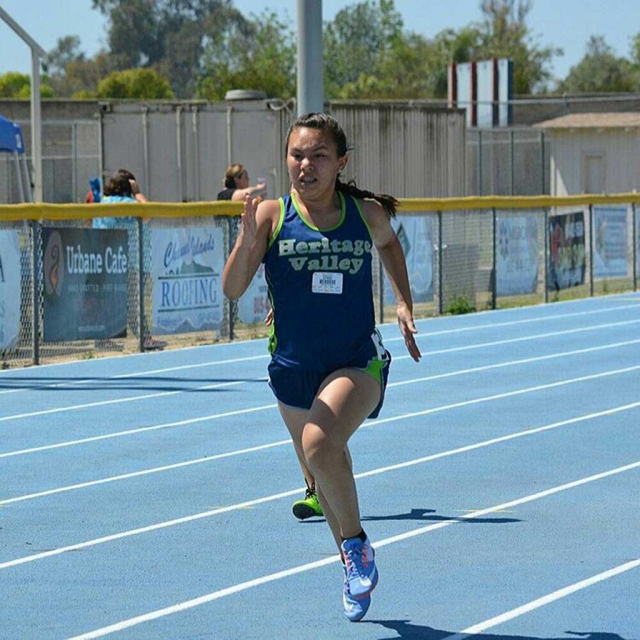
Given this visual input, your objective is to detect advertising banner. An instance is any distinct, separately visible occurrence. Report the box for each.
[548,211,586,291]
[496,215,539,296]
[237,264,270,325]
[43,228,128,341]
[0,230,21,349]
[151,227,224,334]
[384,216,434,304]
[593,205,628,278]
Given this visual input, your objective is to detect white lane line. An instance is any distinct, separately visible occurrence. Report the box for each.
[398,302,640,338]
[389,318,640,348]
[389,338,640,381]
[65,460,640,639]
[1,299,637,393]
[2,318,639,424]
[4,388,640,506]
[0,379,257,423]
[0,404,277,459]
[3,399,639,566]
[444,557,640,639]
[0,305,640,398]
[0,342,638,463]
[0,355,270,395]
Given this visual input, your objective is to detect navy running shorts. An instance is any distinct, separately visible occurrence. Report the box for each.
[267,350,391,419]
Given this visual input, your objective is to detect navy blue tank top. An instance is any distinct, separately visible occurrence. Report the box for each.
[263,192,378,371]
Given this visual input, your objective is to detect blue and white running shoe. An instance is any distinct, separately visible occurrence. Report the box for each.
[342,565,371,622]
[340,535,378,599]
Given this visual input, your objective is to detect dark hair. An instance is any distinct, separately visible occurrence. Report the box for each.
[285,113,399,218]
[224,163,245,189]
[103,169,136,197]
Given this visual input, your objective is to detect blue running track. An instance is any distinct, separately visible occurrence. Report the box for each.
[1,293,639,639]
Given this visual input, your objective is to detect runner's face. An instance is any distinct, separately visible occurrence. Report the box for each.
[286,127,346,194]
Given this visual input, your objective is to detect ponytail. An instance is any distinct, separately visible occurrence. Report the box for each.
[336,178,399,219]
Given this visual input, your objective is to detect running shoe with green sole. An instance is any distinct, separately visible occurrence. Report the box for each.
[292,489,323,520]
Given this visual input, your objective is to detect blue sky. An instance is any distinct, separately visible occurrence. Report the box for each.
[1,0,638,86]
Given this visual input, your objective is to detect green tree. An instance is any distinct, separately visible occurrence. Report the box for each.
[96,68,174,99]
[92,0,252,98]
[558,36,636,93]
[474,0,561,94]
[0,72,55,98]
[43,36,111,98]
[197,9,296,100]
[323,0,404,99]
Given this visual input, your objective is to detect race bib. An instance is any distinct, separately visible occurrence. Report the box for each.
[312,271,343,294]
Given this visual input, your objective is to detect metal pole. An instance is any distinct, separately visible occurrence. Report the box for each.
[13,152,25,202]
[297,0,324,115]
[175,106,184,202]
[491,208,497,309]
[71,122,77,202]
[544,209,549,303]
[0,8,45,201]
[438,210,444,314]
[633,203,638,292]
[509,129,515,195]
[192,107,201,201]
[30,50,43,201]
[31,220,40,365]
[477,130,483,196]
[540,130,546,194]
[137,216,145,352]
[588,204,594,297]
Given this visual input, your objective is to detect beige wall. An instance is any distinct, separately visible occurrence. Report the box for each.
[547,129,640,196]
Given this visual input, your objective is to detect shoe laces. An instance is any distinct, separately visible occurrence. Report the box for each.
[343,543,369,577]
[304,488,316,501]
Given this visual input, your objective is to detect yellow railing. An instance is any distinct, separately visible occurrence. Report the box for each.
[1,193,640,221]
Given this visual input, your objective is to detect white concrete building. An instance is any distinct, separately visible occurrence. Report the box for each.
[536,112,640,196]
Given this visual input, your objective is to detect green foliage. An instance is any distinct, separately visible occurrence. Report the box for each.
[475,0,562,94]
[445,297,476,315]
[324,0,404,98]
[558,36,638,93]
[92,0,252,98]
[30,0,640,100]
[0,72,54,98]
[197,9,296,100]
[96,68,174,99]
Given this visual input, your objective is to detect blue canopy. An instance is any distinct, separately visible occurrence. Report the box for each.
[0,114,25,154]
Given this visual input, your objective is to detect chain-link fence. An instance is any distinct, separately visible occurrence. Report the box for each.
[2,198,638,369]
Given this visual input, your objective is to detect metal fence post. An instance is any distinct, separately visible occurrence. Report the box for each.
[228,217,236,341]
[491,207,497,309]
[31,219,40,365]
[588,204,594,297]
[509,130,515,196]
[544,208,549,303]
[137,216,145,352]
[633,203,637,292]
[437,210,443,315]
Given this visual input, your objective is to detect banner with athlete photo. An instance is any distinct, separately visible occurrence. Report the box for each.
[42,228,129,341]
[496,215,539,296]
[0,230,21,349]
[548,211,586,291]
[151,227,224,334]
[384,216,434,304]
[593,205,628,279]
